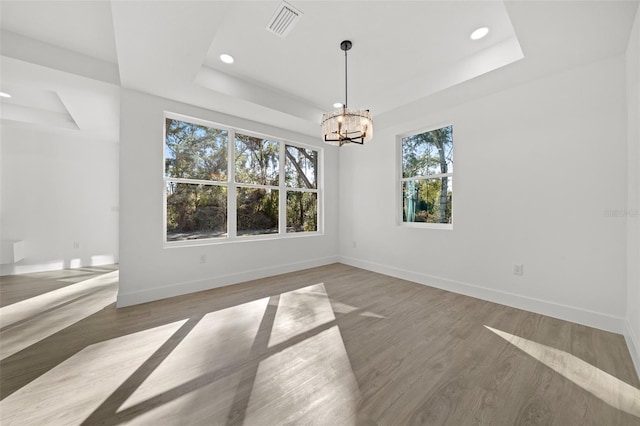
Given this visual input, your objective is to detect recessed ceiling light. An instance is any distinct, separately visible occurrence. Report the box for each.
[333,102,343,108]
[219,53,234,64]
[0,92,11,98]
[470,27,490,40]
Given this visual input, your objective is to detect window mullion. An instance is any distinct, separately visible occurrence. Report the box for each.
[228,129,237,239]
[285,187,318,193]
[233,182,280,191]
[401,173,452,182]
[279,141,286,235]
[165,177,228,186]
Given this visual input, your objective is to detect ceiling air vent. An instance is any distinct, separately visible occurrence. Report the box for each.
[266,1,303,38]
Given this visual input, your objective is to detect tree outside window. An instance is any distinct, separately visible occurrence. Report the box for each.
[401,125,453,225]
[164,116,320,243]
[285,145,318,233]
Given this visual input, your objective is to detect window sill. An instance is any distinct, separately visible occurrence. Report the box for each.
[398,222,453,230]
[164,231,324,248]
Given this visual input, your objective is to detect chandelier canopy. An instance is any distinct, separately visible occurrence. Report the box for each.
[321,40,373,146]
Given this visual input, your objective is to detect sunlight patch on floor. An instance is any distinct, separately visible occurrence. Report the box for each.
[118,297,270,421]
[0,271,119,360]
[245,325,361,425]
[485,325,640,418]
[244,283,361,425]
[1,280,369,424]
[268,283,336,347]
[0,320,186,426]
[117,284,362,424]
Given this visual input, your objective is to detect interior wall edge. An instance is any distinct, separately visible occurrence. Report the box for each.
[624,319,640,381]
[338,255,625,335]
[116,255,339,308]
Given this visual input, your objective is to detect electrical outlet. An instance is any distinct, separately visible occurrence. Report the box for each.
[199,254,207,264]
[513,264,523,276]
[352,241,357,249]
[73,241,80,249]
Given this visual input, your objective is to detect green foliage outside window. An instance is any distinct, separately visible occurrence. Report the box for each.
[235,134,279,186]
[165,119,228,240]
[237,188,279,236]
[166,183,227,241]
[165,118,228,181]
[287,192,317,232]
[401,125,453,224]
[165,117,319,242]
[285,145,317,233]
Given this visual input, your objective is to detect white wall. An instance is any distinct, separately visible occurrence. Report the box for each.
[625,6,640,377]
[0,124,119,275]
[117,89,339,307]
[339,54,629,333]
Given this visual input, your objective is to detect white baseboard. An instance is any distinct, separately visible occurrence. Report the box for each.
[624,319,640,381]
[1,256,118,276]
[339,256,625,334]
[116,255,339,307]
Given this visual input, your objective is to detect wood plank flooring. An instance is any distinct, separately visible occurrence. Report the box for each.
[1,263,639,425]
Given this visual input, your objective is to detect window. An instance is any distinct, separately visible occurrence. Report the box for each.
[285,145,318,232]
[400,125,453,226]
[234,133,280,237]
[165,115,320,243]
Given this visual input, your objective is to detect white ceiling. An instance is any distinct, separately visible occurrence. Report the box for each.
[0,0,638,140]
[200,1,520,112]
[0,0,117,63]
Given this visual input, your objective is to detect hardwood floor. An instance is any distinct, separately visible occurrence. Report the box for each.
[1,263,639,425]
[0,265,119,307]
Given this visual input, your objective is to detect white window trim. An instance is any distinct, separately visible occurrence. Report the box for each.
[396,122,454,230]
[163,112,323,247]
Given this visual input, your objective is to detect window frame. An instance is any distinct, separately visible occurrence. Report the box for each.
[163,112,323,247]
[397,122,454,230]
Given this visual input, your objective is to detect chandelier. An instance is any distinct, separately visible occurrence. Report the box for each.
[321,40,373,146]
